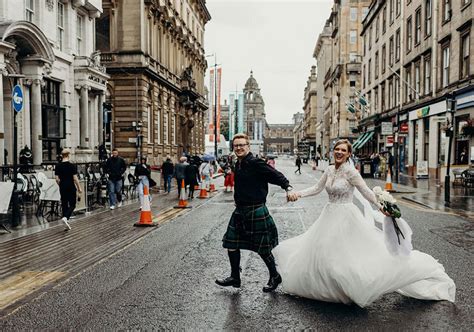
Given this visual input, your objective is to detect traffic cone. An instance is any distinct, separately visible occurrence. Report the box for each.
[175,179,191,209]
[208,175,217,192]
[385,168,394,192]
[134,185,157,227]
[198,176,208,199]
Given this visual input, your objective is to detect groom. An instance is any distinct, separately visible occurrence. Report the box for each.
[216,133,298,292]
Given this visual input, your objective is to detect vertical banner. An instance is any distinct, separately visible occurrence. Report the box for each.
[209,68,215,142]
[237,94,244,133]
[229,94,235,141]
[216,67,222,143]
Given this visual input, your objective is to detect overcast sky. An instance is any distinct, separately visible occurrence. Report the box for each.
[205,0,333,124]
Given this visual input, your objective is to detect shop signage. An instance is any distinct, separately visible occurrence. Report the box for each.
[400,122,409,133]
[431,116,447,122]
[381,122,393,135]
[367,125,375,132]
[416,106,430,118]
[386,135,394,147]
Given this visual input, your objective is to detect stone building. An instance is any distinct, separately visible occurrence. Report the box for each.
[360,0,473,181]
[292,112,304,156]
[300,65,318,159]
[97,0,210,164]
[316,0,371,154]
[313,20,332,159]
[0,0,108,165]
[243,71,266,155]
[264,124,294,155]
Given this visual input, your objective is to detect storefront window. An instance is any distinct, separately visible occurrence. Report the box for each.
[41,80,64,162]
[455,115,470,164]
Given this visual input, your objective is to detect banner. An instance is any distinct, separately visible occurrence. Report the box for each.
[209,68,215,142]
[216,67,222,143]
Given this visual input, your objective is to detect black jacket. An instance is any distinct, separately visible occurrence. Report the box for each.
[234,153,290,206]
[161,161,174,177]
[134,163,151,177]
[105,156,127,181]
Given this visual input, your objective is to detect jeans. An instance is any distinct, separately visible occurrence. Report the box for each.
[164,174,173,193]
[60,186,76,220]
[137,176,151,207]
[108,179,123,206]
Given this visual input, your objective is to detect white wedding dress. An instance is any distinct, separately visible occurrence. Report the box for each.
[273,163,455,307]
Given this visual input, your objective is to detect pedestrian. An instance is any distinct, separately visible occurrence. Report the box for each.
[185,160,200,199]
[216,133,296,292]
[54,149,82,230]
[273,139,455,307]
[387,151,394,176]
[372,153,380,178]
[295,155,302,174]
[223,159,235,193]
[161,156,174,194]
[104,148,127,210]
[459,147,468,164]
[199,160,211,190]
[174,156,188,198]
[134,157,152,209]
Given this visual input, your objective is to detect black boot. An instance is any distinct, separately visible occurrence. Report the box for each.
[216,250,241,288]
[260,253,282,292]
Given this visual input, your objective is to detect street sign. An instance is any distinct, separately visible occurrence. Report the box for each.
[381,122,393,135]
[431,116,447,122]
[386,135,394,147]
[12,85,24,112]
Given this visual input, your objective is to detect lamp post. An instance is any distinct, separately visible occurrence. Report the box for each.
[444,93,456,206]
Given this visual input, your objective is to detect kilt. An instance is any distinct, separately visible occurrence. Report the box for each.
[222,204,278,255]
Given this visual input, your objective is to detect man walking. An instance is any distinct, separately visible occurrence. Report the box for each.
[161,156,174,194]
[174,156,188,198]
[216,133,297,292]
[295,155,302,174]
[55,149,82,230]
[105,148,127,210]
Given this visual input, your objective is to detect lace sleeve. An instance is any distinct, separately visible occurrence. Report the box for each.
[347,167,380,206]
[298,169,328,198]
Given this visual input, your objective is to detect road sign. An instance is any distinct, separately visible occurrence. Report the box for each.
[431,116,447,122]
[12,85,24,112]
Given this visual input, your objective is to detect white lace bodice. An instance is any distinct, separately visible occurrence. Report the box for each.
[299,163,379,205]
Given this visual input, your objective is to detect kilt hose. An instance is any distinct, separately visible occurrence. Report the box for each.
[222,204,278,255]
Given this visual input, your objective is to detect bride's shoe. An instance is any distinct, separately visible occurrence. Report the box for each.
[263,273,282,292]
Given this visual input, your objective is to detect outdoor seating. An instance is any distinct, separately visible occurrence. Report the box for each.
[461,168,474,188]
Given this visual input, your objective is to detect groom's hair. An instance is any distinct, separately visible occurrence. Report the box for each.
[232,133,250,144]
[334,139,353,154]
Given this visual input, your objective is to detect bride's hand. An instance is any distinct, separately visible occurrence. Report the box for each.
[380,208,392,217]
[287,192,299,202]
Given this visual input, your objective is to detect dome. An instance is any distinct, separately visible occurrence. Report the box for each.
[244,70,259,90]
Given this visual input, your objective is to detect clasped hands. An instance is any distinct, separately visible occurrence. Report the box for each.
[286,191,300,202]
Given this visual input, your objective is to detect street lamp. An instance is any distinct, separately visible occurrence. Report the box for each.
[206,54,219,158]
[444,93,456,206]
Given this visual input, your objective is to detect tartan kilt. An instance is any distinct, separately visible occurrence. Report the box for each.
[222,204,278,255]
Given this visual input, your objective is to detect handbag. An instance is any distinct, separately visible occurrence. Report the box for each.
[149,177,157,188]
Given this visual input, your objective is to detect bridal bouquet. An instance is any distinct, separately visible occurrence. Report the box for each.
[373,186,412,256]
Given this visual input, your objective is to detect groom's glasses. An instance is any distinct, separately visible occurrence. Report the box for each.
[234,144,248,149]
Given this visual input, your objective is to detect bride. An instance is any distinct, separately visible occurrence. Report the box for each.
[276,139,455,307]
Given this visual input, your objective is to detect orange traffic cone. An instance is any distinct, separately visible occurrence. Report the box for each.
[385,168,394,192]
[134,185,157,227]
[175,179,191,209]
[198,176,208,199]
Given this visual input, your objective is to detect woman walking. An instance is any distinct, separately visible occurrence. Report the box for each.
[134,157,152,209]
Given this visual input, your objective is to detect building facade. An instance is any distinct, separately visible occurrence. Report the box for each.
[97,0,210,164]
[300,65,318,159]
[264,124,294,155]
[0,0,108,165]
[360,0,473,181]
[316,0,371,155]
[243,71,266,155]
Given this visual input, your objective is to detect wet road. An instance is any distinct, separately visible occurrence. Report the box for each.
[1,159,472,330]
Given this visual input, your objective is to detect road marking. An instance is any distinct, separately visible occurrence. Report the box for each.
[0,271,65,311]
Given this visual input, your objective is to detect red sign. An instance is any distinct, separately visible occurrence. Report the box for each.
[386,135,394,147]
[400,122,409,133]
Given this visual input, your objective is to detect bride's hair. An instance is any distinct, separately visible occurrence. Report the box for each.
[334,139,353,155]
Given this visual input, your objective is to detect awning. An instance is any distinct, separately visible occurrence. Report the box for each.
[355,131,375,150]
[352,132,368,149]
